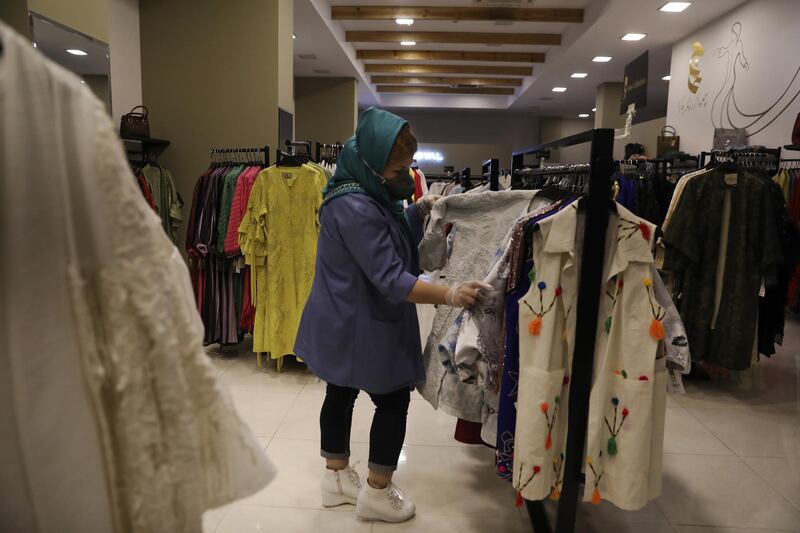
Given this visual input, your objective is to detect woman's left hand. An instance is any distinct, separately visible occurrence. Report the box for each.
[416,195,441,217]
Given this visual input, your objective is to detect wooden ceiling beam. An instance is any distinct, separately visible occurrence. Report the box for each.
[346,31,560,46]
[364,63,532,76]
[356,49,545,63]
[371,75,522,87]
[377,85,515,96]
[332,6,583,23]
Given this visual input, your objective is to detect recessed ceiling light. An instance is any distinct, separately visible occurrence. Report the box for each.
[292,34,296,39]
[395,18,414,25]
[33,42,37,48]
[578,113,590,118]
[571,72,588,78]
[298,54,317,60]
[400,41,416,46]
[592,107,596,112]
[81,80,86,84]
[552,87,567,93]
[660,2,691,12]
[662,75,671,81]
[621,33,647,41]
[593,56,612,62]
[66,49,87,56]
[313,69,331,74]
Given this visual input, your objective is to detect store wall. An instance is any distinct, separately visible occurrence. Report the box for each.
[613,116,667,160]
[541,117,592,164]
[28,0,109,42]
[295,77,357,148]
[666,0,800,154]
[390,109,541,152]
[412,143,513,175]
[0,0,29,38]
[278,0,294,116]
[107,0,141,126]
[140,0,292,252]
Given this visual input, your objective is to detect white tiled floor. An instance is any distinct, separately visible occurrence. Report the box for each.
[203,321,800,533]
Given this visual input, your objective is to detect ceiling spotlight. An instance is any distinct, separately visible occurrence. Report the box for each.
[592,56,612,62]
[33,42,37,48]
[292,33,296,39]
[395,18,414,26]
[400,41,416,46]
[660,2,691,12]
[66,49,87,56]
[621,33,647,41]
[578,113,590,118]
[571,73,588,78]
[552,87,567,93]
[81,80,86,84]
[592,107,596,112]
[662,75,671,81]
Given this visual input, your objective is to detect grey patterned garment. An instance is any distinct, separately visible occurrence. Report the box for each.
[418,190,538,422]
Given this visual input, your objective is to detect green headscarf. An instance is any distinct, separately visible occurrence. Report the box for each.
[323,107,419,274]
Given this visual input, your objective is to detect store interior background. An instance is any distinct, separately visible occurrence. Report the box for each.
[3,0,800,531]
[4,0,798,253]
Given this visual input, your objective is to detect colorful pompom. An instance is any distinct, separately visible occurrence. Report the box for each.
[533,465,541,474]
[563,376,570,385]
[554,395,560,405]
[643,277,653,287]
[621,369,628,379]
[540,402,550,413]
[537,281,547,290]
[529,317,542,336]
[638,375,649,381]
[586,455,593,465]
[604,316,612,333]
[528,269,536,283]
[555,287,563,297]
[591,488,602,505]
[611,397,619,406]
[622,408,630,417]
[618,279,624,288]
[649,318,665,340]
[607,435,618,456]
[639,222,651,241]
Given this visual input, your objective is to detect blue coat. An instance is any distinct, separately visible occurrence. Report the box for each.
[294,194,425,394]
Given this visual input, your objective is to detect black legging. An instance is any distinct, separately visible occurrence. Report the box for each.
[320,382,411,473]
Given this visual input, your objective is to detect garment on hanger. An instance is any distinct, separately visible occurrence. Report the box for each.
[239,163,328,359]
[513,201,667,511]
[0,21,273,533]
[664,167,782,370]
[417,190,538,423]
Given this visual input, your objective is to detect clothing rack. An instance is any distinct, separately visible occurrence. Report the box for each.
[209,146,270,166]
[511,128,616,533]
[482,158,500,191]
[316,142,343,164]
[700,148,782,171]
[285,140,312,157]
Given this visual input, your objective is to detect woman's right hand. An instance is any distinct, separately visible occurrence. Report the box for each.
[445,281,492,308]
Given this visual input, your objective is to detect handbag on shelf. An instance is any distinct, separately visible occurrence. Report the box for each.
[657,126,680,157]
[120,105,150,138]
[713,127,747,150]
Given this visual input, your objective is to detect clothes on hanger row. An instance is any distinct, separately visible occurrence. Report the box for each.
[129,160,183,243]
[186,159,266,345]
[0,21,272,532]
[415,187,684,511]
[238,160,330,362]
[661,160,799,370]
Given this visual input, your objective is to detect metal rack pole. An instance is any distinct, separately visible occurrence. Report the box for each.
[511,129,615,533]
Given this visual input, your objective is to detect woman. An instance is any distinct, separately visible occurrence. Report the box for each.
[294,108,488,523]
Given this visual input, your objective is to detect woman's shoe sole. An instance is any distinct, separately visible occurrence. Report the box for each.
[322,491,356,507]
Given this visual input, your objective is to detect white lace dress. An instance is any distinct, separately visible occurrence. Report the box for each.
[0,21,274,533]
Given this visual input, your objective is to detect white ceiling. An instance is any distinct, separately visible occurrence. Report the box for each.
[294,0,749,117]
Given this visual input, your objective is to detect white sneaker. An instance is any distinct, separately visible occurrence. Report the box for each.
[321,465,362,507]
[356,481,416,523]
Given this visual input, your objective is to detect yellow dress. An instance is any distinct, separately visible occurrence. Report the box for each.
[239,164,327,358]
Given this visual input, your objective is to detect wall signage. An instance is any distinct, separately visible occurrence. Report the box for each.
[620,51,649,114]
